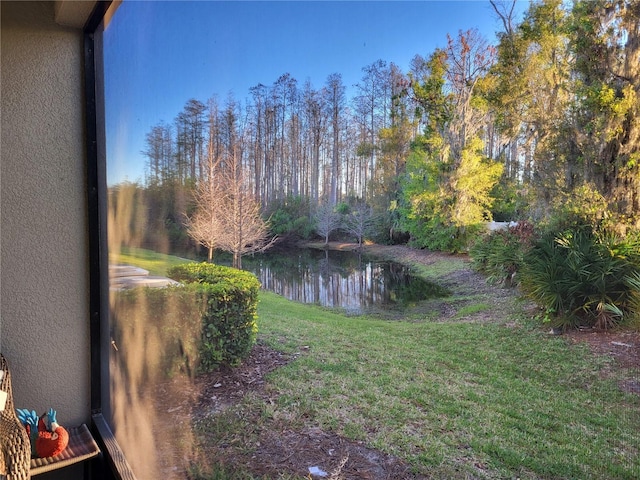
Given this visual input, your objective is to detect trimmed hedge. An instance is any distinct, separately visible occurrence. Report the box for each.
[111,285,206,380]
[111,263,261,376]
[168,263,261,371]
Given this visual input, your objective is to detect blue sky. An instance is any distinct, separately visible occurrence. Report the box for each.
[104,0,527,184]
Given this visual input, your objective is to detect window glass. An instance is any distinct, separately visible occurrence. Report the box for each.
[103,3,203,478]
[102,3,528,479]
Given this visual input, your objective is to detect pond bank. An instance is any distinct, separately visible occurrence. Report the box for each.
[302,241,519,311]
[350,242,640,373]
[303,242,640,366]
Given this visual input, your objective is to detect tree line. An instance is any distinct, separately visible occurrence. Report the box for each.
[112,0,640,259]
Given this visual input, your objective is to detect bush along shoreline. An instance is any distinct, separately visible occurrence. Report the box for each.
[471,222,640,332]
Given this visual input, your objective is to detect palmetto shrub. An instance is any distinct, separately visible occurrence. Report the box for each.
[470,221,535,287]
[625,271,640,329]
[521,227,640,330]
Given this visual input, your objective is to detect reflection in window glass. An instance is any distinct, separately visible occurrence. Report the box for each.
[103,3,205,478]
[102,2,521,478]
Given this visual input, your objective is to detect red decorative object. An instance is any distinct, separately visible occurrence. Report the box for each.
[34,409,69,458]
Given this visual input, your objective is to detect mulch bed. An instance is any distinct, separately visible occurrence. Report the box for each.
[154,343,428,479]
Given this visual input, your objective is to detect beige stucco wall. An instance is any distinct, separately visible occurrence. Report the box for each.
[1,1,91,426]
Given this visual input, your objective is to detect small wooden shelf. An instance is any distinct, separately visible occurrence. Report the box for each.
[30,424,100,476]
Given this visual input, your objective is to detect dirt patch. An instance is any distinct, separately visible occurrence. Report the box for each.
[195,344,425,479]
[563,328,640,394]
[563,329,640,369]
[249,425,426,480]
[195,342,291,413]
[152,243,640,479]
[153,343,426,479]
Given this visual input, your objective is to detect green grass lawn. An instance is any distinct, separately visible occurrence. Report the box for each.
[255,291,639,479]
[116,246,639,479]
[110,246,191,276]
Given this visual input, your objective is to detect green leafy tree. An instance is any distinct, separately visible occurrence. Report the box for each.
[487,0,572,215]
[373,64,415,242]
[568,0,640,221]
[451,137,504,227]
[400,50,452,248]
[400,33,502,251]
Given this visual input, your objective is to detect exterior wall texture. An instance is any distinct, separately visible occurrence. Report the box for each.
[1,1,91,426]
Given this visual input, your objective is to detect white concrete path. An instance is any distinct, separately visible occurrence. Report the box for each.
[109,264,180,290]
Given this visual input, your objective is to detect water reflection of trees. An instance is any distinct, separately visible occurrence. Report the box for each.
[243,249,448,314]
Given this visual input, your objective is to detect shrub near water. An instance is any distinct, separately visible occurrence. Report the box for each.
[471,221,640,330]
[521,228,640,330]
[168,263,261,371]
[470,222,534,287]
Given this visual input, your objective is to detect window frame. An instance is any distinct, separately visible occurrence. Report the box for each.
[84,2,137,479]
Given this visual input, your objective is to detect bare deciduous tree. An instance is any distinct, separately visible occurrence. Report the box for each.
[218,102,275,269]
[186,176,275,269]
[186,157,275,269]
[185,181,223,262]
[343,202,374,247]
[314,200,341,245]
[186,100,276,268]
[214,172,275,269]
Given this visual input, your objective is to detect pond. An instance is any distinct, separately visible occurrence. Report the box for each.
[238,247,449,315]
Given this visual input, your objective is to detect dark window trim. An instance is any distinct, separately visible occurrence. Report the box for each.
[84,3,137,479]
[84,0,110,417]
[92,413,138,480]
